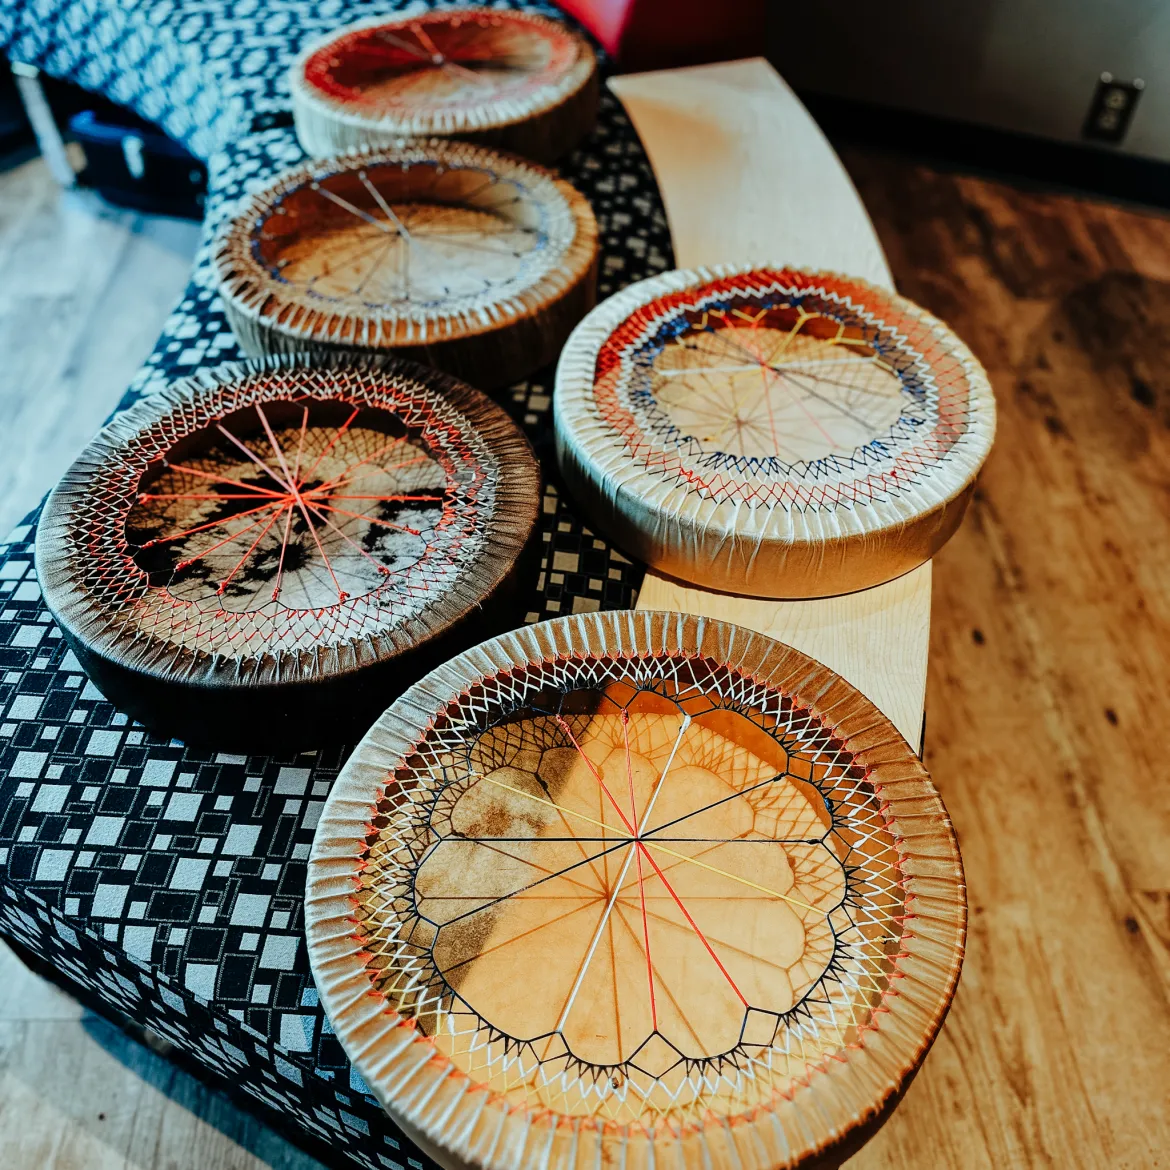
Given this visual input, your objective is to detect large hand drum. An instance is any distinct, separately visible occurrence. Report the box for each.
[306,611,965,1170]
[291,8,598,163]
[213,142,598,389]
[556,264,995,599]
[35,355,540,749]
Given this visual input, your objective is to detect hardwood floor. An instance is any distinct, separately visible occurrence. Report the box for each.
[2,145,1169,1167]
[838,150,1170,1168]
[0,945,321,1169]
[0,154,201,535]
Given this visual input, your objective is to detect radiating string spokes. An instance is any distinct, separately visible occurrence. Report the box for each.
[650,307,909,462]
[354,667,905,1128]
[132,410,443,608]
[289,165,540,309]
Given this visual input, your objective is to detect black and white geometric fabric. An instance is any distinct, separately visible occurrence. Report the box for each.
[0,1,672,1165]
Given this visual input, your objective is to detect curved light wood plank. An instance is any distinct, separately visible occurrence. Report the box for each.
[609,58,892,281]
[639,570,929,750]
[611,58,929,747]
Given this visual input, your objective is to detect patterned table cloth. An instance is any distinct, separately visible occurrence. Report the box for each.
[0,2,672,1164]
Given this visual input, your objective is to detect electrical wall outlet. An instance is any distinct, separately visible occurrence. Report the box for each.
[1083,72,1143,144]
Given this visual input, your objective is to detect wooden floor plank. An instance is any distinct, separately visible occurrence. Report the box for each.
[839,149,1170,1168]
[0,156,200,535]
[0,942,323,1169]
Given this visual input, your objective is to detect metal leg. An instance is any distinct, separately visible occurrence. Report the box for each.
[10,62,75,187]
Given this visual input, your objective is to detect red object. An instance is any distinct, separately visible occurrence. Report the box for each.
[555,0,764,72]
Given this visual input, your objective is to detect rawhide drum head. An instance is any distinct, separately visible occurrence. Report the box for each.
[307,610,965,1170]
[292,8,598,163]
[556,265,996,598]
[213,141,598,390]
[35,355,541,751]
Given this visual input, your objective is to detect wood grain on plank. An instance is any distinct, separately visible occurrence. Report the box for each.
[609,59,891,282]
